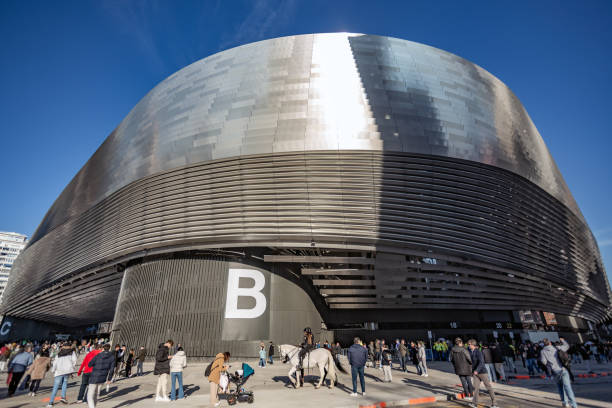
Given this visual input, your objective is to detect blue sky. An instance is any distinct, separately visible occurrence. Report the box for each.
[1,0,611,281]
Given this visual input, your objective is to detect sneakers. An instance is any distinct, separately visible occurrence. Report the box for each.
[362,392,366,396]
[60,398,68,404]
[463,396,472,401]
[350,392,358,397]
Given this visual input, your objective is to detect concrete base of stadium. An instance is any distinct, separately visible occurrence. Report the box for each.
[1,355,611,408]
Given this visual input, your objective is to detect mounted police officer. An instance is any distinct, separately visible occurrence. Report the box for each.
[297,327,314,369]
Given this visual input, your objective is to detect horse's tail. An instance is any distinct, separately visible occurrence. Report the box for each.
[327,350,337,381]
[333,351,346,374]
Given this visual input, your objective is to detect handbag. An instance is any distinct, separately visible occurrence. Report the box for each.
[219,372,229,392]
[6,371,12,385]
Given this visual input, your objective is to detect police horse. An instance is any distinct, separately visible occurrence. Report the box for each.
[279,344,344,389]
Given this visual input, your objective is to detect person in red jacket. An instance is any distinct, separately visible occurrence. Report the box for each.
[77,344,102,403]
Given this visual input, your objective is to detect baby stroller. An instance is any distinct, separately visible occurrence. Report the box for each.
[226,363,255,405]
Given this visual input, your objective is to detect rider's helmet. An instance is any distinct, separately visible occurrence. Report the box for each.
[303,327,312,334]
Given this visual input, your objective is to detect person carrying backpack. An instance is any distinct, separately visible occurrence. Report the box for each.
[540,338,576,408]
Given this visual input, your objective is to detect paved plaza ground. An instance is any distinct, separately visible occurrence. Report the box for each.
[0,356,610,408]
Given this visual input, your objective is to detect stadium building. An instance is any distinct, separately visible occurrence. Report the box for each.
[1,34,610,355]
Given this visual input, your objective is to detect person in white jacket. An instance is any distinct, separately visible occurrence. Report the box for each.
[47,342,77,407]
[169,347,187,401]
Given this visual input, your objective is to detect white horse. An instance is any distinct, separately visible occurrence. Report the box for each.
[279,344,343,389]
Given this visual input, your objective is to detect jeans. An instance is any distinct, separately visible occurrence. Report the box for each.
[555,368,577,408]
[259,358,266,367]
[458,375,473,397]
[418,360,427,375]
[78,373,90,401]
[351,365,365,393]
[399,355,406,371]
[137,361,144,376]
[49,374,69,403]
[170,372,184,400]
[504,356,516,372]
[268,355,273,364]
[527,358,538,375]
[485,363,497,382]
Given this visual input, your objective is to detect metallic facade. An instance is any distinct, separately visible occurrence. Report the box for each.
[2,34,610,342]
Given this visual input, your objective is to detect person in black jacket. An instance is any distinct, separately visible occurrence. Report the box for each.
[481,344,497,382]
[154,340,173,402]
[450,338,473,401]
[87,344,115,408]
[467,339,498,408]
[268,342,274,365]
[491,343,505,382]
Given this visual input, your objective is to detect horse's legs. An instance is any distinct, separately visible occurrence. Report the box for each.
[315,364,325,388]
[288,366,297,387]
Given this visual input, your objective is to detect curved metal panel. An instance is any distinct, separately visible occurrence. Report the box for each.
[31,33,579,244]
[3,152,610,323]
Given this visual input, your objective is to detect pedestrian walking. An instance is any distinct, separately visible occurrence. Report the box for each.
[136,346,146,376]
[208,352,230,407]
[47,342,77,407]
[7,346,33,397]
[450,338,473,401]
[76,344,101,403]
[87,344,115,408]
[381,345,393,382]
[154,340,174,402]
[26,349,50,397]
[169,346,187,401]
[467,339,498,408]
[540,338,577,408]
[417,341,428,377]
[268,342,275,365]
[347,337,367,396]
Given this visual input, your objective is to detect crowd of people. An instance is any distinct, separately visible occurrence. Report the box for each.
[347,336,612,408]
[0,336,610,407]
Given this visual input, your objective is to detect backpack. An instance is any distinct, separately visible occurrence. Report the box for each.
[204,361,214,377]
[557,349,571,367]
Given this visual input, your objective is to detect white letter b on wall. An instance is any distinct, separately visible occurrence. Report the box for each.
[225,268,267,319]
